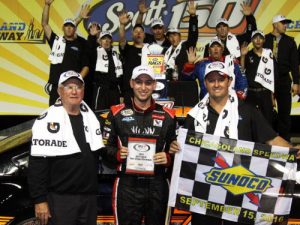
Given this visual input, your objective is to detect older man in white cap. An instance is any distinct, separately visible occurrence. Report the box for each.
[42,0,89,106]
[203,2,257,58]
[170,61,300,225]
[263,15,299,141]
[101,65,177,225]
[28,70,105,225]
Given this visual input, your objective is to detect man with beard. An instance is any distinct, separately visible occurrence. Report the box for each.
[263,15,299,141]
[183,38,248,100]
[101,65,177,225]
[42,0,89,105]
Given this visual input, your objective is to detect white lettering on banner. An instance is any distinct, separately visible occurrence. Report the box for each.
[131,126,156,135]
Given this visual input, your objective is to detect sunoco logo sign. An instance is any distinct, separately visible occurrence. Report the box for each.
[204,153,272,206]
[86,0,261,40]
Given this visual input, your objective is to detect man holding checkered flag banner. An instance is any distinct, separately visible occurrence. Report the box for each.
[169,62,300,225]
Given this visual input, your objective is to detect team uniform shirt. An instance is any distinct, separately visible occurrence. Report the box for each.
[47,32,89,86]
[102,99,177,175]
[203,15,257,58]
[102,100,177,225]
[184,101,277,143]
[165,15,198,81]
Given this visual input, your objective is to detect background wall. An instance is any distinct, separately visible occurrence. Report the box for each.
[0,0,299,115]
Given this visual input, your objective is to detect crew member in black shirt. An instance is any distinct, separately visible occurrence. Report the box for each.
[136,0,171,50]
[240,30,277,125]
[169,62,300,225]
[88,29,123,110]
[118,11,147,104]
[42,0,89,106]
[263,15,299,141]
[203,2,257,59]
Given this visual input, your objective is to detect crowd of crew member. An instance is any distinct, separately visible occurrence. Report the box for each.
[30,0,300,224]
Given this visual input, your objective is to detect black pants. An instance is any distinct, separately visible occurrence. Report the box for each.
[245,89,273,126]
[113,176,169,225]
[48,192,97,225]
[274,81,292,141]
[92,83,120,111]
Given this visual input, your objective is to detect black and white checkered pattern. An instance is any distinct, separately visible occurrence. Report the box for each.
[168,129,297,225]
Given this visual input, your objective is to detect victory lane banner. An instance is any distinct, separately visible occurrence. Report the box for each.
[168,128,298,225]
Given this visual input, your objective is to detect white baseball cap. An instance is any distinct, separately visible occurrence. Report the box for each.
[205,62,229,78]
[131,65,155,80]
[63,18,76,27]
[272,15,292,24]
[216,18,229,27]
[99,31,112,39]
[251,30,265,39]
[58,71,84,85]
[88,21,101,30]
[166,27,180,35]
[209,37,224,47]
[151,18,164,27]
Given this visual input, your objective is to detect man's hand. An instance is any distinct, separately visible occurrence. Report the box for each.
[154,152,168,165]
[119,146,128,159]
[240,42,249,56]
[89,24,100,36]
[292,84,299,96]
[119,11,131,26]
[45,0,54,6]
[187,0,196,16]
[241,1,252,16]
[169,140,180,154]
[186,47,197,64]
[79,4,91,20]
[35,202,51,225]
[138,0,149,14]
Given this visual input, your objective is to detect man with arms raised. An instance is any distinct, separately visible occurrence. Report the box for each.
[42,0,89,105]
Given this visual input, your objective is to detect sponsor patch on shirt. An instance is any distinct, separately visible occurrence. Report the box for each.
[153,119,163,127]
[122,116,135,122]
[121,109,134,116]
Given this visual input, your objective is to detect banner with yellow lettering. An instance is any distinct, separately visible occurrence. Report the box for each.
[0,0,300,115]
[169,128,297,224]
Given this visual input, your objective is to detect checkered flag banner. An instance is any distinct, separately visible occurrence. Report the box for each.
[168,128,298,225]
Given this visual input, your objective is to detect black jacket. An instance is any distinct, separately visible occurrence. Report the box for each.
[101,100,177,176]
[264,33,299,85]
[166,15,198,80]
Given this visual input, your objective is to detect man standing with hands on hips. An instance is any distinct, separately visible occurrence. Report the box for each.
[101,65,177,225]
